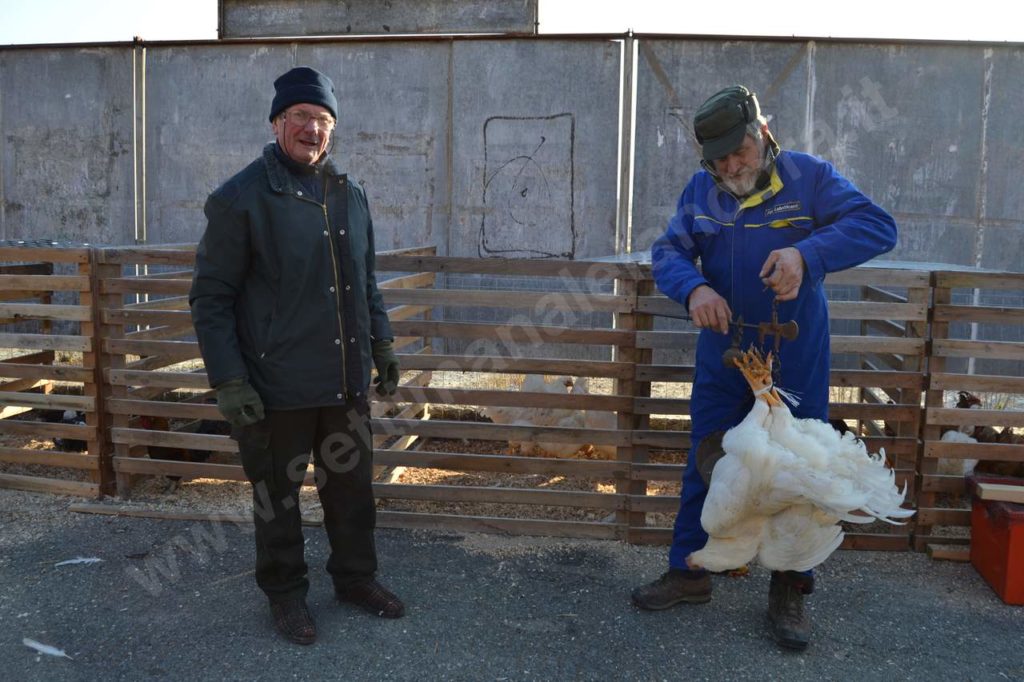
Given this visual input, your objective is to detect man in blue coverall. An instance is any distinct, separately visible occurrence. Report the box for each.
[631,85,897,650]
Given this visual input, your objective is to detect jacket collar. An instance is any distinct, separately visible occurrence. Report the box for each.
[262,143,343,194]
[700,149,786,213]
[702,133,784,210]
[738,163,785,210]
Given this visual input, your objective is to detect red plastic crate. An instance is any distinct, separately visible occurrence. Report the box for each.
[969,477,1024,605]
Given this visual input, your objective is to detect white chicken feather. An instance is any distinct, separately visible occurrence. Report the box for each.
[688,349,914,573]
[937,430,978,476]
[484,375,583,456]
[483,375,619,458]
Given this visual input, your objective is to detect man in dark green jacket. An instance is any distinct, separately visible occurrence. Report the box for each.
[190,66,403,646]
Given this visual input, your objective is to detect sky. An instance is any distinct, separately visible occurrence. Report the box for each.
[0,0,1021,45]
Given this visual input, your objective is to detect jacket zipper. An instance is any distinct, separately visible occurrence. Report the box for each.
[320,182,348,396]
[729,199,744,322]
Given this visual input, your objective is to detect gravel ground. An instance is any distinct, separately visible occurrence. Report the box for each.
[2,489,1022,681]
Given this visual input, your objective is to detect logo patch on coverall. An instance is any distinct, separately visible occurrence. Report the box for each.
[764,200,802,217]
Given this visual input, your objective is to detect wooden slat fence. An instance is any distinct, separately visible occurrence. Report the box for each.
[626,266,930,550]
[0,243,1021,555]
[93,244,215,494]
[0,244,101,497]
[91,245,437,496]
[372,255,644,540]
[916,270,1024,550]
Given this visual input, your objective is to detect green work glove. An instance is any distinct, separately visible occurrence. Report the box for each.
[215,379,265,427]
[372,339,400,397]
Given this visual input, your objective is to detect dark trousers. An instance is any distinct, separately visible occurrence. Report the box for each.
[235,401,377,602]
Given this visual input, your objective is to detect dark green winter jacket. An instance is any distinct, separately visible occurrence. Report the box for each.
[189,143,393,409]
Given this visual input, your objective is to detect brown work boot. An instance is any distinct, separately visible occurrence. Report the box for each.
[631,569,712,610]
[269,597,316,645]
[337,579,405,618]
[767,571,813,651]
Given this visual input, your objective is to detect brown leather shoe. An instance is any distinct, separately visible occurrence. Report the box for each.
[631,569,712,610]
[269,598,316,645]
[337,579,405,618]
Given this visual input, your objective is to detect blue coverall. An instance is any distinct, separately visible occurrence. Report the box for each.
[650,149,898,570]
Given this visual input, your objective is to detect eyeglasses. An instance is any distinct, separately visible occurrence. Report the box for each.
[280,110,336,130]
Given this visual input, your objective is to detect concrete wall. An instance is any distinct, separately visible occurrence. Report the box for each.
[301,40,453,252]
[449,39,621,258]
[144,38,619,259]
[220,0,538,38]
[631,39,1024,272]
[1,35,1022,274]
[630,39,812,257]
[145,44,293,244]
[144,41,453,250]
[0,47,135,244]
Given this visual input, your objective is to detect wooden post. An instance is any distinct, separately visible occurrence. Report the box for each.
[80,252,111,496]
[888,281,932,550]
[40,262,55,397]
[88,251,131,497]
[77,251,107,491]
[857,284,869,433]
[903,283,931,505]
[914,276,947,551]
[613,273,652,543]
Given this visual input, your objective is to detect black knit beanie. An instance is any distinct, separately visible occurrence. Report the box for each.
[269,66,339,122]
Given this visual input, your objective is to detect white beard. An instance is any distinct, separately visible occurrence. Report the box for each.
[722,171,761,198]
[719,139,772,198]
